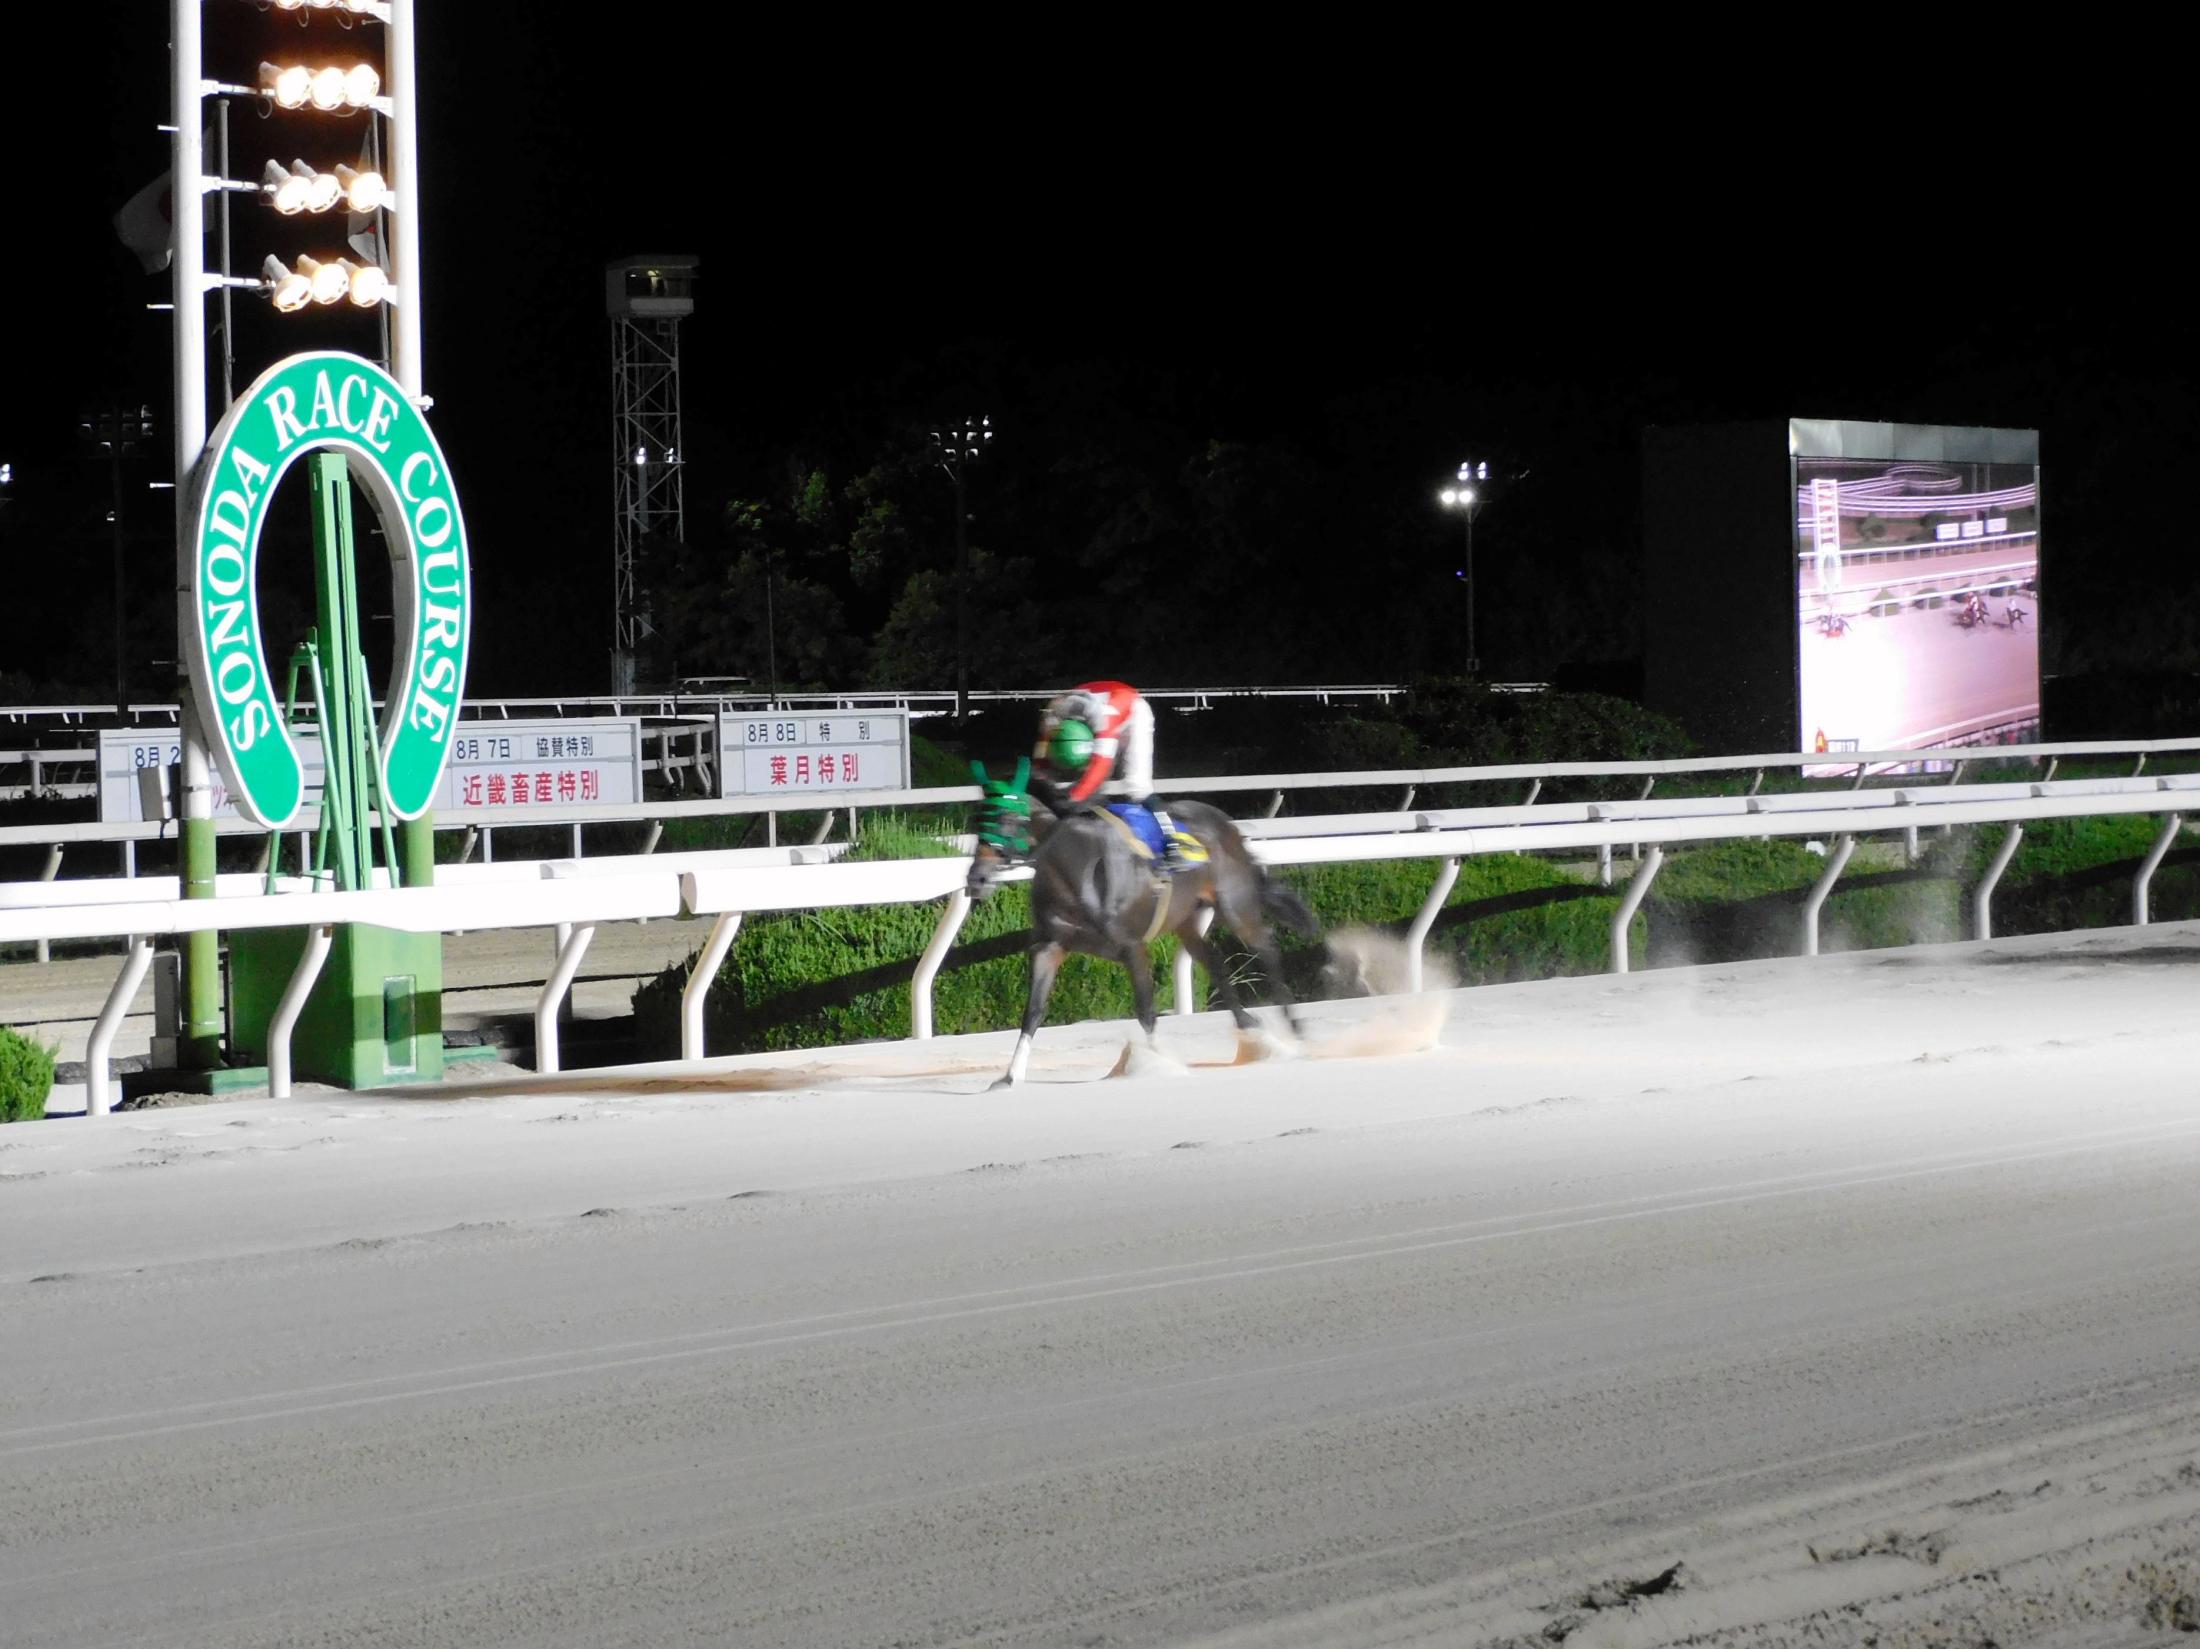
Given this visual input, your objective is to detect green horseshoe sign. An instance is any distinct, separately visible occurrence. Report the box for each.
[186,351,471,829]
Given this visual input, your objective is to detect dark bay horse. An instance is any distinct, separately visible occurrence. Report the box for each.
[966,780,1320,1088]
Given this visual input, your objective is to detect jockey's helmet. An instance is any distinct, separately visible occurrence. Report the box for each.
[1048,716,1095,773]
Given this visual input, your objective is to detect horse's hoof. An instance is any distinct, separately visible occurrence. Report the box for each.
[1108,1040,1185,1079]
[988,1074,1018,1091]
[1231,1027,1301,1065]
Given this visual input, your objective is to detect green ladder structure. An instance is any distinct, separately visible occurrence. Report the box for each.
[226,451,445,1087]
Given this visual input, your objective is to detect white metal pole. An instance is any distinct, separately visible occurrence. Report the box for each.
[1610,845,1663,974]
[535,924,596,1074]
[35,845,60,963]
[1172,905,1214,1015]
[172,0,220,1068]
[2133,813,2182,927]
[268,924,335,1098]
[1405,857,1461,992]
[1974,825,2024,941]
[910,892,971,1040]
[680,911,743,1060]
[1800,833,1856,957]
[86,938,156,1118]
[387,0,425,403]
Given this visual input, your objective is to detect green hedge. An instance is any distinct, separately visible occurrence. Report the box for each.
[1958,817,2200,938]
[1,1027,56,1124]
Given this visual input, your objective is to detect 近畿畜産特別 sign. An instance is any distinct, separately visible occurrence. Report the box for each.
[185,351,470,829]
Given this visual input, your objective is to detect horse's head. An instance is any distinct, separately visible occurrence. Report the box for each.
[966,758,1034,902]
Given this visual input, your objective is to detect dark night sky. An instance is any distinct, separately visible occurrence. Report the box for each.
[3,14,2190,699]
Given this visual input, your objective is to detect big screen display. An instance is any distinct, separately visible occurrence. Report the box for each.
[1795,458,2039,757]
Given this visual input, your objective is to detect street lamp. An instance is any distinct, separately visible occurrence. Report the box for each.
[81,405,158,715]
[930,414,992,721]
[1439,460,1489,679]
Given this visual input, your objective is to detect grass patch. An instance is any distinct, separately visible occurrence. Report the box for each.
[1,1026,57,1123]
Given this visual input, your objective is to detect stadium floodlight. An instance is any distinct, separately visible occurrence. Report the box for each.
[290,253,347,304]
[261,61,314,109]
[342,259,389,307]
[309,66,347,109]
[343,64,381,104]
[262,254,313,312]
[265,158,312,214]
[333,163,388,213]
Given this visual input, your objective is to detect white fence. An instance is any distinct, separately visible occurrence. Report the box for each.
[3,749,2195,1118]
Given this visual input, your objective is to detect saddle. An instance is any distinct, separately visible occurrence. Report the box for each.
[1098,803,1209,871]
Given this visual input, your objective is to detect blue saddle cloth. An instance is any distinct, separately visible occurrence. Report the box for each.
[1103,802,1168,858]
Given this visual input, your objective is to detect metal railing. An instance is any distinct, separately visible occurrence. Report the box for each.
[4,757,2195,1116]
[9,732,2196,869]
[0,683,1433,736]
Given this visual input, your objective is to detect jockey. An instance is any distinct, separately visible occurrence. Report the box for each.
[1030,680,1201,872]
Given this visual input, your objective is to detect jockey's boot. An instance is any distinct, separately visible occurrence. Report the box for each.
[1147,805,1207,873]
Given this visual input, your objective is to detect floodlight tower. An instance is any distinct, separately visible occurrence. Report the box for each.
[607,256,697,695]
[168,0,415,1074]
[1440,460,1491,680]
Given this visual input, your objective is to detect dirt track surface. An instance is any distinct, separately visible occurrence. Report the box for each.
[4,924,2198,1646]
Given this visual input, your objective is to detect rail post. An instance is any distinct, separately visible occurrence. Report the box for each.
[1800,834,1856,957]
[535,924,597,1074]
[1611,845,1663,974]
[1173,906,1215,1015]
[680,910,743,1060]
[1406,858,1461,992]
[1974,825,2024,940]
[911,891,971,1040]
[2134,813,2183,926]
[85,936,156,1117]
[268,924,335,1099]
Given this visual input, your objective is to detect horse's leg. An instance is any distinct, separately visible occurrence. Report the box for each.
[1125,942,1159,1047]
[1216,868,1309,1041]
[994,941,1067,1090]
[1179,926,1260,1032]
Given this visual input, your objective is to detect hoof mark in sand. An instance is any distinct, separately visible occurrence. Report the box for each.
[727,1189,776,1200]
[1171,1140,1204,1150]
[1276,1127,1318,1137]
[1543,1563,1686,1640]
[1808,1528,1947,1566]
[965,1162,1023,1174]
[29,1272,76,1284]
[579,1207,619,1218]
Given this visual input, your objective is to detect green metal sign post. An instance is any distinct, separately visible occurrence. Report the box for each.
[182,351,471,1088]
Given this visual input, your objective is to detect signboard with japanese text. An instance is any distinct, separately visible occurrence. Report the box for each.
[98,718,639,821]
[441,718,642,811]
[715,710,910,798]
[98,727,322,822]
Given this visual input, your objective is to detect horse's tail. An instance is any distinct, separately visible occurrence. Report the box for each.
[1258,872,1321,939]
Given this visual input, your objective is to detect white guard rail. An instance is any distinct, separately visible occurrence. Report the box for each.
[7,734,2200,876]
[5,767,2197,1116]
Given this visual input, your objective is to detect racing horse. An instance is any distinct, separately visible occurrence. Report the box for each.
[966,763,1320,1088]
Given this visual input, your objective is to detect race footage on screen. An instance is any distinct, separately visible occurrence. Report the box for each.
[1796,458,2039,758]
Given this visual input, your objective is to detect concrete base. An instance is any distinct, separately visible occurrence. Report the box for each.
[226,924,446,1088]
